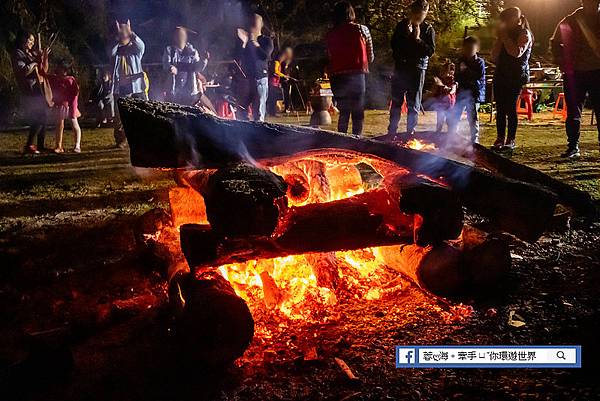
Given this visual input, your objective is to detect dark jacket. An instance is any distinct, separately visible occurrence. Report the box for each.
[455,55,486,103]
[12,48,40,95]
[494,28,532,86]
[236,35,274,79]
[391,18,435,71]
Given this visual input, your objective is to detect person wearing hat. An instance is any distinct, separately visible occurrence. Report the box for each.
[163,26,209,105]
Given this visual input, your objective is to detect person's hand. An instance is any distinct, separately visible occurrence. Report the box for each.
[412,23,420,40]
[237,28,249,46]
[116,19,133,41]
[203,50,210,60]
[249,29,259,42]
[170,65,178,75]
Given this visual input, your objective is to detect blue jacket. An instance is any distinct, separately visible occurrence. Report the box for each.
[391,18,435,71]
[111,34,146,95]
[455,55,486,103]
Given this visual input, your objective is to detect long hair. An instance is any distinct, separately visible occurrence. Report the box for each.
[500,6,533,41]
[15,30,33,49]
[332,1,355,27]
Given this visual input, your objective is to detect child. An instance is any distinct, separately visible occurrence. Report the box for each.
[432,60,457,132]
[91,70,114,127]
[47,60,82,153]
[449,36,486,143]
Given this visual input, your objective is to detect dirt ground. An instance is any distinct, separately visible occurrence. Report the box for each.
[0,111,599,401]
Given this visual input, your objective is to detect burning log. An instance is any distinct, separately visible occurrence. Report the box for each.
[377,244,464,295]
[380,132,596,217]
[168,270,254,367]
[304,252,341,290]
[200,163,288,237]
[386,174,464,246]
[118,98,558,242]
[180,189,416,269]
[377,226,511,296]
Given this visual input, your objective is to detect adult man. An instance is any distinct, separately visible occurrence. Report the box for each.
[110,20,146,148]
[387,0,435,135]
[551,0,600,158]
[163,27,208,105]
[234,13,274,122]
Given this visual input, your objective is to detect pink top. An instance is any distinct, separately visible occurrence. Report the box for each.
[48,75,80,117]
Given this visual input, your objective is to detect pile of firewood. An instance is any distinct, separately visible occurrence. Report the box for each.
[119,98,596,366]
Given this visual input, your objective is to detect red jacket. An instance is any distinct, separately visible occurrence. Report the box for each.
[326,22,369,75]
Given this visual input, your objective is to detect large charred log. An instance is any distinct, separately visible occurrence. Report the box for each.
[200,163,288,237]
[119,98,558,242]
[168,270,254,367]
[180,189,416,269]
[386,174,464,246]
[378,132,596,217]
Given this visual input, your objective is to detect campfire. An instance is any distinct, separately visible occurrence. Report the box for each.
[120,99,595,368]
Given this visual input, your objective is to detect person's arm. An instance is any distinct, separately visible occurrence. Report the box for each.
[414,25,435,58]
[162,46,173,71]
[391,22,407,62]
[550,19,566,66]
[130,33,145,56]
[360,25,375,63]
[501,29,532,58]
[110,43,120,58]
[490,38,503,63]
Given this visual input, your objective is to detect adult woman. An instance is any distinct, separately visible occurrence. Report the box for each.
[11,32,51,154]
[326,1,374,136]
[491,7,533,150]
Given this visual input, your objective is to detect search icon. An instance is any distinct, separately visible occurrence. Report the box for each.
[557,351,566,360]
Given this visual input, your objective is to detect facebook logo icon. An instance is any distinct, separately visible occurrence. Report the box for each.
[396,347,417,367]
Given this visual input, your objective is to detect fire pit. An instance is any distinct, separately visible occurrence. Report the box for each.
[119,98,594,368]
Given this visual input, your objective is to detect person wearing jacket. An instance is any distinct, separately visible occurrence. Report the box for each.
[449,36,486,143]
[388,0,435,136]
[490,7,533,151]
[163,27,208,106]
[110,20,146,148]
[12,31,50,154]
[551,0,600,158]
[326,1,374,136]
[90,70,114,127]
[234,13,274,122]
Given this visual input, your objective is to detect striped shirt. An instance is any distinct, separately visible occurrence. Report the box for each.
[359,24,375,63]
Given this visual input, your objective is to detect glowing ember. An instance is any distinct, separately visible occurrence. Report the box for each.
[406,138,437,151]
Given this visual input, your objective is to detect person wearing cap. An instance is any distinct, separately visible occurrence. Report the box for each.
[163,26,209,105]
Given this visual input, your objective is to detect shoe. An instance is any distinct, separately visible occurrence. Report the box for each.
[560,147,580,158]
[23,145,40,154]
[491,138,504,150]
[54,147,64,154]
[503,140,516,150]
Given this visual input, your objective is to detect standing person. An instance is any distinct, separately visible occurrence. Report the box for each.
[551,0,600,158]
[44,60,82,153]
[490,7,533,151]
[111,20,147,148]
[163,27,209,106]
[431,60,457,133]
[449,36,486,143]
[11,32,50,154]
[234,13,274,122]
[91,70,114,127]
[326,1,374,136]
[388,0,435,136]
[268,47,294,116]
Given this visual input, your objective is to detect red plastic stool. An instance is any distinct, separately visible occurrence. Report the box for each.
[553,92,567,121]
[516,89,534,121]
[216,100,235,120]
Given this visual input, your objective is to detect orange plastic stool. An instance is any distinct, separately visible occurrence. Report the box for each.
[553,92,567,121]
[389,95,409,114]
[516,89,534,121]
